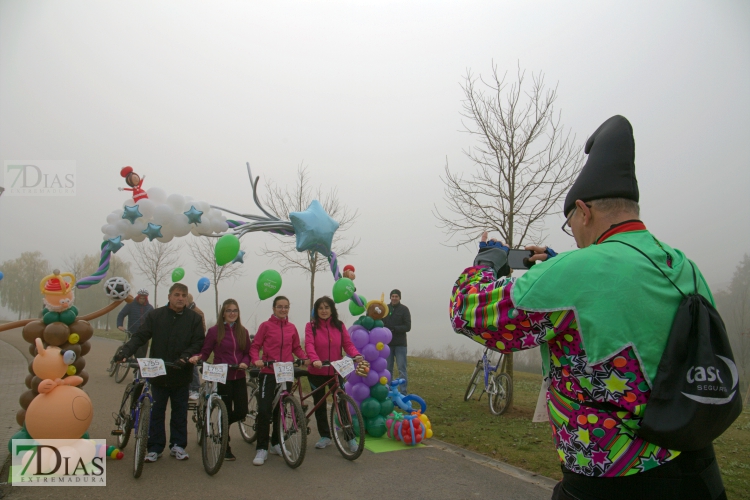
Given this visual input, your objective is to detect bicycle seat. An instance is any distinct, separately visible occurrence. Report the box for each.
[294,367,309,379]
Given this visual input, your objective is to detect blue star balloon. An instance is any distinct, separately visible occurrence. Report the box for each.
[183,205,203,225]
[142,223,163,241]
[231,250,246,264]
[289,200,339,255]
[107,236,125,253]
[122,205,143,224]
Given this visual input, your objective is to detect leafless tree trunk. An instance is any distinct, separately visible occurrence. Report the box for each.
[187,235,245,320]
[260,164,359,312]
[434,62,584,407]
[128,241,182,308]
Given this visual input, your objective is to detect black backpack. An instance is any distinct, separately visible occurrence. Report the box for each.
[605,240,743,451]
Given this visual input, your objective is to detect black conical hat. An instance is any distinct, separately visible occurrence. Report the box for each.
[564,115,639,216]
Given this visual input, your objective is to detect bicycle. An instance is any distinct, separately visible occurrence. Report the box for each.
[107,330,133,383]
[111,360,178,478]
[238,369,259,444]
[464,346,513,415]
[247,360,307,468]
[291,360,365,461]
[189,363,229,476]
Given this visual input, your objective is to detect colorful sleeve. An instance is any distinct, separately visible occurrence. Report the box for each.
[450,265,574,353]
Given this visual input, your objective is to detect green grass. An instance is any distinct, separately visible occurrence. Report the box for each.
[407,356,750,498]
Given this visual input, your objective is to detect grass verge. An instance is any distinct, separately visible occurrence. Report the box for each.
[407,356,750,498]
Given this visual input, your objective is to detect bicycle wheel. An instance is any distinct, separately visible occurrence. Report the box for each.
[330,390,365,460]
[115,392,134,449]
[464,361,482,401]
[202,397,228,476]
[277,394,307,469]
[194,397,204,446]
[239,381,258,443]
[108,360,117,377]
[489,373,512,416]
[133,398,151,479]
[115,363,130,384]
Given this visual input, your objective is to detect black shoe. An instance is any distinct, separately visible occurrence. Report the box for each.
[225,448,236,461]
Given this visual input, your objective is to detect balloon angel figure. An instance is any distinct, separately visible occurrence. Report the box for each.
[119,166,148,202]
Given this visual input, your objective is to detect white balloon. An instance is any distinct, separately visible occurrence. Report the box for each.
[122,198,135,208]
[216,221,229,233]
[159,225,175,238]
[147,187,167,204]
[153,204,175,225]
[191,226,201,236]
[211,218,225,233]
[172,214,191,237]
[103,224,119,238]
[115,219,130,235]
[167,194,185,212]
[157,234,174,243]
[131,233,146,242]
[196,201,210,213]
[137,198,156,218]
[106,212,120,224]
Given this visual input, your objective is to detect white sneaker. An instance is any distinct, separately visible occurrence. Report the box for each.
[253,449,268,465]
[189,391,199,400]
[269,444,282,456]
[348,438,359,452]
[315,437,332,449]
[170,445,189,460]
[144,452,161,463]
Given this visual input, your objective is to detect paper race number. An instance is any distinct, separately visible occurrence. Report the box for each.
[331,357,355,377]
[137,358,166,378]
[274,362,295,383]
[202,363,228,384]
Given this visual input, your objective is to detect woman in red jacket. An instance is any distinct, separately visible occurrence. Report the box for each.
[189,298,251,462]
[305,296,362,450]
[249,296,307,466]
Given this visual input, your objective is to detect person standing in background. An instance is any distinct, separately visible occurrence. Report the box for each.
[383,289,411,394]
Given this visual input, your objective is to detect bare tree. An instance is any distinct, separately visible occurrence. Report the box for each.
[0,252,51,319]
[128,240,182,307]
[187,235,245,320]
[434,62,584,405]
[260,165,359,312]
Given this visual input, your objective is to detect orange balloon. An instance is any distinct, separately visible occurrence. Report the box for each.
[26,386,93,439]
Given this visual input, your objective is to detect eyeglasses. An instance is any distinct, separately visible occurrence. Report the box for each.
[561,203,591,237]
[275,305,290,310]
[225,309,239,314]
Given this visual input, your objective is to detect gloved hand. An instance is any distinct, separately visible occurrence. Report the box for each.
[174,356,191,369]
[112,349,127,364]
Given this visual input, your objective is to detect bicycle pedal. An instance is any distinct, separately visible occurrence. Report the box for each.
[111,430,123,435]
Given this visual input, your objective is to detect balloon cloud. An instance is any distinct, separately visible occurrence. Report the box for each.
[122,205,143,224]
[142,223,163,241]
[183,205,203,225]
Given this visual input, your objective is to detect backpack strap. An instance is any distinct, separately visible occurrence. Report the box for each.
[601,240,687,299]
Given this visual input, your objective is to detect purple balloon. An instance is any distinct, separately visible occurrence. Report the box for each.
[364,368,380,387]
[379,344,390,359]
[351,382,370,402]
[350,327,369,350]
[347,373,364,385]
[362,343,380,362]
[369,327,390,344]
[344,381,354,395]
[371,357,387,372]
[379,369,392,385]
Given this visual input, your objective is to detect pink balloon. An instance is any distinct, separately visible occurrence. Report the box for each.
[350,327,369,349]
[371,357,387,372]
[362,343,380,362]
[364,369,380,387]
[379,344,390,359]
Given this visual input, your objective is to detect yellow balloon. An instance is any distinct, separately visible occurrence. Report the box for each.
[66,366,77,376]
[376,342,384,351]
[419,414,429,423]
[68,333,80,344]
[426,429,433,439]
[379,376,388,385]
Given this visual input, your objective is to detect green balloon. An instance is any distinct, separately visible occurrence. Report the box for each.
[370,383,388,402]
[43,310,60,325]
[214,234,240,266]
[7,427,31,452]
[349,296,367,316]
[256,270,282,300]
[366,415,387,437]
[360,316,375,330]
[361,397,381,419]
[332,278,355,303]
[374,319,384,328]
[59,309,77,325]
[171,267,185,282]
[379,399,394,416]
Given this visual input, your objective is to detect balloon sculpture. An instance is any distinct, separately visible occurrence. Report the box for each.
[383,378,433,446]
[6,270,132,451]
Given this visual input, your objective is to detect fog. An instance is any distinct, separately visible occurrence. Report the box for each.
[1,0,748,353]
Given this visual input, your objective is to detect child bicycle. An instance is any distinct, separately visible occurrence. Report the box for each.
[291,360,366,461]
[111,359,178,478]
[464,346,513,415]
[246,360,308,468]
[189,363,231,476]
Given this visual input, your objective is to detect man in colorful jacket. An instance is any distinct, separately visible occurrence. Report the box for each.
[450,116,725,499]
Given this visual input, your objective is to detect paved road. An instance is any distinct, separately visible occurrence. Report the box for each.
[0,327,556,499]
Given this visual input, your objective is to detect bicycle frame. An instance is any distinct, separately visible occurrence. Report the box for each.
[293,373,344,419]
[482,348,504,394]
[130,368,154,432]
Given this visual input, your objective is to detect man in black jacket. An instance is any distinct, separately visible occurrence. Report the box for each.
[382,289,411,394]
[115,283,205,462]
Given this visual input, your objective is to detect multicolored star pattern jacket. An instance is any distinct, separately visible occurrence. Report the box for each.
[450,267,680,477]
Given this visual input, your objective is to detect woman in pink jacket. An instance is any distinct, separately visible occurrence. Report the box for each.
[189,298,251,462]
[249,296,307,466]
[305,296,362,450]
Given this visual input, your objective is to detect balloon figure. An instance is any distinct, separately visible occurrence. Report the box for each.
[107,445,124,460]
[119,166,148,202]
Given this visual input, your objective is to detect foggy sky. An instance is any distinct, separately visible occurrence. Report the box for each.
[1,0,749,352]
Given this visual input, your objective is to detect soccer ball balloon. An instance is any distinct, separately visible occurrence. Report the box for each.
[104,277,131,300]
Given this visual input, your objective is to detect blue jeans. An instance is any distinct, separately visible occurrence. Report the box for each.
[189,366,200,392]
[148,384,189,454]
[386,346,408,394]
